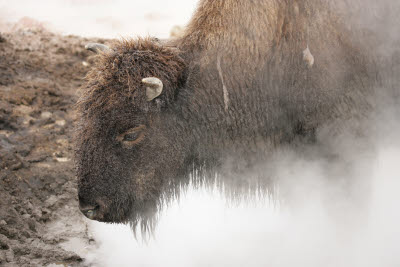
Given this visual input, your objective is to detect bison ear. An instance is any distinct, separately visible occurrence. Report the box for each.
[85,43,113,54]
[142,77,163,101]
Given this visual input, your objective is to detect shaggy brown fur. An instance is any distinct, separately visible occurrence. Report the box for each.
[75,0,377,228]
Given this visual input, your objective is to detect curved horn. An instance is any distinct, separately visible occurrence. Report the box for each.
[85,43,112,54]
[142,77,163,101]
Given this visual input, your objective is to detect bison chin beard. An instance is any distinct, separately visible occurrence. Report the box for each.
[125,200,160,234]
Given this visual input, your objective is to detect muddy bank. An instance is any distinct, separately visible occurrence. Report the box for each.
[0,26,109,266]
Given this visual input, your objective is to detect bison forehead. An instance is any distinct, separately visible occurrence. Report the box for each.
[102,38,186,83]
[78,37,186,115]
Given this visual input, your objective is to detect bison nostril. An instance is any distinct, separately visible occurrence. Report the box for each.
[85,208,96,219]
[79,204,100,220]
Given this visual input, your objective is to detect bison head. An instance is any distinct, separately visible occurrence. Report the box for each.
[75,38,188,224]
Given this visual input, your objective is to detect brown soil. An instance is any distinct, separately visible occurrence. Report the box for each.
[0,25,110,266]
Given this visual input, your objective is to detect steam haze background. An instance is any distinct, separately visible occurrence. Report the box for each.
[0,0,197,38]
[2,0,400,266]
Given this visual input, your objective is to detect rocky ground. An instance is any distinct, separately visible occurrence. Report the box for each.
[0,25,110,266]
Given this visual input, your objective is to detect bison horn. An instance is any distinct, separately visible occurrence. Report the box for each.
[85,43,113,54]
[142,77,163,101]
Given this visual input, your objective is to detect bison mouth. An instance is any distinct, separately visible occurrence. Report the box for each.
[79,197,158,228]
[79,197,133,223]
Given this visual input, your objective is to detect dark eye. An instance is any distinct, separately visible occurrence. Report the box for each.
[117,125,146,147]
[123,132,140,141]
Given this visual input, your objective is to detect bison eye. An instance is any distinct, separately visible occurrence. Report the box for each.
[123,132,139,141]
[117,125,146,147]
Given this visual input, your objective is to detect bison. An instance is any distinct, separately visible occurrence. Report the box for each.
[75,0,376,227]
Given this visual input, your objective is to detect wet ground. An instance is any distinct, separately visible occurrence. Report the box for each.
[0,23,109,266]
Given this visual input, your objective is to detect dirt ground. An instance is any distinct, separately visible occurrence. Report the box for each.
[0,23,111,266]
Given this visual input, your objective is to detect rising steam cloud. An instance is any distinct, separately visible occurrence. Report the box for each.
[84,111,400,266]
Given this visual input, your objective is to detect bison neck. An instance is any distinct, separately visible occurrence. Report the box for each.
[180,0,280,52]
[173,0,375,167]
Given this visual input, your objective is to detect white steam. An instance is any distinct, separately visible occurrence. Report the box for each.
[0,0,197,38]
[84,118,400,266]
